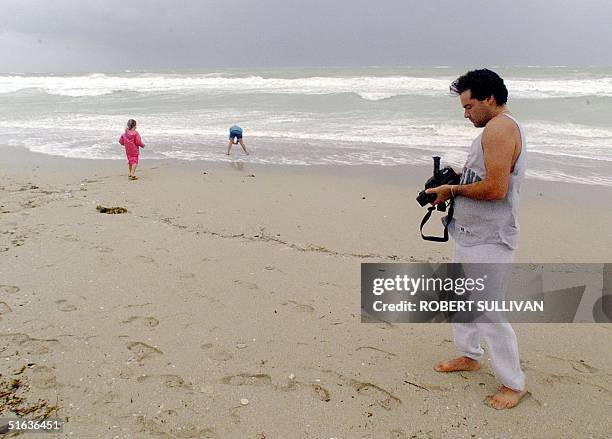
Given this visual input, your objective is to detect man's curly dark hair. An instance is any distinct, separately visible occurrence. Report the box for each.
[450,69,508,106]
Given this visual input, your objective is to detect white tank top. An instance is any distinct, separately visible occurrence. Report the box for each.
[447,113,527,250]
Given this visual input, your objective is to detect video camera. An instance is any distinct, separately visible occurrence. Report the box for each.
[416,156,460,210]
[416,156,461,242]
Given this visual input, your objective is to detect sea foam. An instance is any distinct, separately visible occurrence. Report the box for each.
[2,73,612,100]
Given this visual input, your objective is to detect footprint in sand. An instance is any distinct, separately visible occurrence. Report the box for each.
[55,299,77,312]
[280,378,333,403]
[94,246,114,253]
[311,384,331,402]
[351,380,402,411]
[571,361,599,374]
[233,280,259,290]
[548,355,600,374]
[0,285,18,296]
[356,346,398,359]
[61,234,79,242]
[30,365,60,389]
[229,406,243,424]
[136,415,217,439]
[122,316,160,328]
[92,390,121,406]
[11,237,25,247]
[542,373,611,395]
[123,302,153,309]
[21,200,38,209]
[136,255,155,264]
[542,373,579,386]
[0,333,58,355]
[200,343,233,361]
[136,374,192,390]
[389,430,407,439]
[264,265,284,273]
[221,372,336,405]
[221,373,272,386]
[36,263,55,269]
[126,341,163,361]
[317,370,402,411]
[281,300,315,313]
[0,302,12,314]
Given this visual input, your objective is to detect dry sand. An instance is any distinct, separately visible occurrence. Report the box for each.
[1,147,611,438]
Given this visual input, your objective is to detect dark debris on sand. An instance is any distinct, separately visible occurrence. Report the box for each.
[96,205,128,214]
[0,370,60,432]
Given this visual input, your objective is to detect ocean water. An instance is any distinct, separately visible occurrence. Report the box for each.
[1,67,611,186]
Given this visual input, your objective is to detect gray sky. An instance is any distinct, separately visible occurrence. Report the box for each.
[1,0,611,72]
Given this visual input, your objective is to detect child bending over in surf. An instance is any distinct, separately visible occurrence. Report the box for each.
[227,125,249,156]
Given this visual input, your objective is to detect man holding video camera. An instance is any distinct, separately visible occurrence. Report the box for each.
[425,69,528,409]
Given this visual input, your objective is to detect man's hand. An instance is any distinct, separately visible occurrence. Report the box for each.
[425,184,453,206]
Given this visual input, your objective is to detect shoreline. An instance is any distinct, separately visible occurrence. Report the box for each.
[5,142,612,187]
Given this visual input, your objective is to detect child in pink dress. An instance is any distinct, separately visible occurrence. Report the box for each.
[119,119,145,180]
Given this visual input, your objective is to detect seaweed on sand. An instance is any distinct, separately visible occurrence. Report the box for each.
[96,205,128,214]
[0,371,60,429]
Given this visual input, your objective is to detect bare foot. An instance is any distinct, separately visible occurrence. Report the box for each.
[434,356,480,372]
[485,386,529,410]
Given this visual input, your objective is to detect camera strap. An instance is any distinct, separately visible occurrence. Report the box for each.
[420,199,455,242]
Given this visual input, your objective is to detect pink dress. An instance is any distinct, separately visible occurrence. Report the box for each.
[119,130,144,164]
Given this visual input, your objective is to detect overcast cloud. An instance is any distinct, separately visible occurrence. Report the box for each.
[1,0,611,72]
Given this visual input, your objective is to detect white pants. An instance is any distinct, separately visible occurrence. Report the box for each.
[452,242,525,391]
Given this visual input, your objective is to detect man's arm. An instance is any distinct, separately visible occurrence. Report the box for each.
[426,117,516,205]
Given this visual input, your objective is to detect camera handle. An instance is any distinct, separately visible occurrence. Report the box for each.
[419,198,455,242]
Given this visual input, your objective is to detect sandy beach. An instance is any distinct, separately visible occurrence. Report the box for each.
[1,147,611,438]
